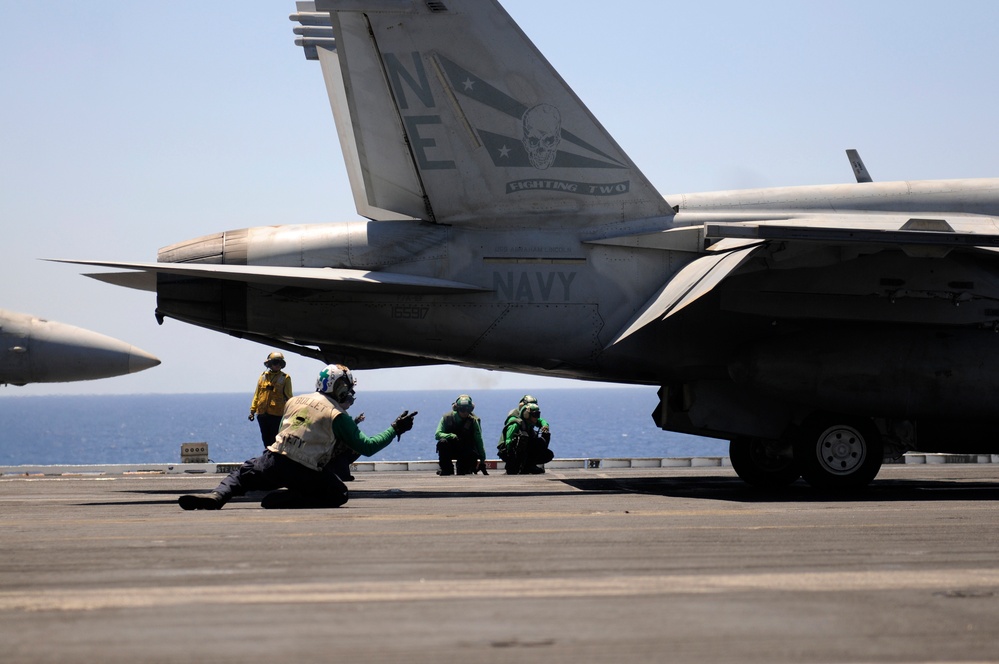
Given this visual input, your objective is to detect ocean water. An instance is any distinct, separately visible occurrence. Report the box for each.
[0,388,727,466]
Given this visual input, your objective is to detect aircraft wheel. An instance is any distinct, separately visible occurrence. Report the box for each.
[793,415,883,489]
[728,437,799,487]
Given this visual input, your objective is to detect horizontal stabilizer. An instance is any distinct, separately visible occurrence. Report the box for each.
[605,245,761,348]
[49,259,488,294]
[84,270,158,292]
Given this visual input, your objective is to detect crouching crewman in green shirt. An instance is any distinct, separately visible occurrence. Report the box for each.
[499,401,553,475]
[434,394,487,475]
[179,364,417,510]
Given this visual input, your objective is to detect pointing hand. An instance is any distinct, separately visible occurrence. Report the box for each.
[391,410,418,440]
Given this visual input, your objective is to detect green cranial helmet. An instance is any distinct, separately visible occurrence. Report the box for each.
[519,394,538,407]
[519,402,541,419]
[453,394,475,414]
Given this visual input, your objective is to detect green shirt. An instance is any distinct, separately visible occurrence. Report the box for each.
[499,410,549,451]
[435,412,486,461]
[332,414,398,457]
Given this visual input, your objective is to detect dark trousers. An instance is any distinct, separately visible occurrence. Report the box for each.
[256,413,282,448]
[214,450,348,508]
[436,439,479,474]
[329,452,361,481]
[503,436,554,474]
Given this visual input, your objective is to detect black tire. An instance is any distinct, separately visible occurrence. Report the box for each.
[729,437,800,488]
[792,415,883,489]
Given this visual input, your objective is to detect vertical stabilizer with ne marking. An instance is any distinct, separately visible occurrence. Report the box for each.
[296,0,671,225]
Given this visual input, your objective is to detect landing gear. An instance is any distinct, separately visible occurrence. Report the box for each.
[792,415,883,489]
[728,437,799,488]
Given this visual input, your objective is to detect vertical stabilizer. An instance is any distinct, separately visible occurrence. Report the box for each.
[846,148,873,183]
[296,0,671,225]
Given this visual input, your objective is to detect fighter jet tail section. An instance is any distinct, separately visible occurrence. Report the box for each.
[293,1,672,225]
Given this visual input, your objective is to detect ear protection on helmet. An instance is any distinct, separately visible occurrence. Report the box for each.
[519,402,540,419]
[452,394,474,414]
[316,364,356,402]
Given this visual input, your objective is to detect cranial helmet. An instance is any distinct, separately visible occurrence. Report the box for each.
[453,394,475,414]
[519,394,538,406]
[316,364,356,402]
[519,402,541,419]
[265,351,286,369]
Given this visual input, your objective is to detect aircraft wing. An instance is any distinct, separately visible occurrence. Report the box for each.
[699,213,999,248]
[49,259,489,294]
[601,210,999,348]
[605,245,762,347]
[587,212,999,256]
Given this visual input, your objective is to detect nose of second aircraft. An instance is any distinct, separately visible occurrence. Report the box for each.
[1,313,161,384]
[127,346,162,375]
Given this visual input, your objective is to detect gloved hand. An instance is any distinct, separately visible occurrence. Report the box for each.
[248,413,255,421]
[391,410,418,440]
[354,412,366,424]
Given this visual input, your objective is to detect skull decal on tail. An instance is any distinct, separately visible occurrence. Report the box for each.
[522,104,561,170]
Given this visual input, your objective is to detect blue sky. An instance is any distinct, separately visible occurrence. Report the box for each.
[2,1,999,395]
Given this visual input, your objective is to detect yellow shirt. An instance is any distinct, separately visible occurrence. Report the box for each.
[250,370,293,416]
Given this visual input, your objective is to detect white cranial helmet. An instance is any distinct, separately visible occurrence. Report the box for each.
[315,364,356,403]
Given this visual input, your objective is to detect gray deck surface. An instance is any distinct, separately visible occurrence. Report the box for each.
[3,463,999,663]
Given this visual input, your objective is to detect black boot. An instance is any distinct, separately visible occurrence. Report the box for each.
[179,491,226,510]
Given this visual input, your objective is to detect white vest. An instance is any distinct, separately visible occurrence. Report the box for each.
[268,393,345,471]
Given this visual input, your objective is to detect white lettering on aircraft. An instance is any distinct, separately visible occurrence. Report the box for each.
[507,179,630,195]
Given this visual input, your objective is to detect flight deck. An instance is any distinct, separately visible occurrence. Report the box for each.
[2,461,999,663]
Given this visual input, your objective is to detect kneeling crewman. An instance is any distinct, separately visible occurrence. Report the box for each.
[434,394,486,475]
[179,364,417,510]
[498,402,553,474]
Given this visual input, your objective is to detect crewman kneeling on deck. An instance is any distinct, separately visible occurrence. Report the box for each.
[179,364,417,510]
[498,402,553,474]
[502,394,548,435]
[434,394,487,475]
